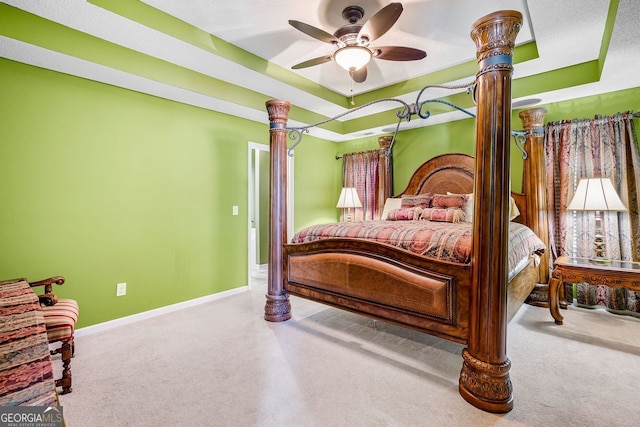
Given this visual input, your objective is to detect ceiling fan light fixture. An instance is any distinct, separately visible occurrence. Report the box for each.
[334,46,372,71]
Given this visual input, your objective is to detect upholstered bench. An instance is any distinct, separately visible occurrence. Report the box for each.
[29,276,79,395]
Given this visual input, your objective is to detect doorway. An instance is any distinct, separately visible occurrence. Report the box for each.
[247,142,293,287]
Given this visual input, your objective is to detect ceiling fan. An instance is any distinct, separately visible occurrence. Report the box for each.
[289,2,426,83]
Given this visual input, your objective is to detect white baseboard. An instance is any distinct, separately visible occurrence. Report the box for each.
[74,285,249,337]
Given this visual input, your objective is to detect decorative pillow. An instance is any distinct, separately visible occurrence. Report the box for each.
[400,194,432,209]
[431,194,466,209]
[447,192,474,222]
[509,196,521,221]
[386,207,422,221]
[381,197,402,220]
[420,208,466,223]
[446,192,520,221]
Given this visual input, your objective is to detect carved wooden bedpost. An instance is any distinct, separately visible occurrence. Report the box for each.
[377,135,393,216]
[460,10,522,413]
[520,108,550,285]
[264,100,292,322]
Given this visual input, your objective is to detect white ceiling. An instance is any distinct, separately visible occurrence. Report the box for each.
[1,0,639,141]
[144,0,538,95]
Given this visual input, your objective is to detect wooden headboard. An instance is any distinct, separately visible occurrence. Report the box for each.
[399,153,475,196]
[396,153,528,224]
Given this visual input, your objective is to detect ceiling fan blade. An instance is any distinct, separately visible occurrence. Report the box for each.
[373,46,427,61]
[291,55,333,70]
[349,67,367,83]
[358,2,403,44]
[289,20,340,45]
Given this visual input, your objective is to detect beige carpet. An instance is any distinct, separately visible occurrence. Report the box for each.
[58,279,640,427]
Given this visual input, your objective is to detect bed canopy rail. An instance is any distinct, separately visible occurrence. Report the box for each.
[265,10,524,413]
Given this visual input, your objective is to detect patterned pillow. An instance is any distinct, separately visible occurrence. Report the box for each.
[386,207,422,221]
[400,194,432,208]
[431,194,466,209]
[447,192,474,222]
[420,208,466,223]
[381,197,402,220]
[446,192,520,221]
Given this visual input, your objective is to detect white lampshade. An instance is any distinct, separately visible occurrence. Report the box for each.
[334,46,372,71]
[336,187,362,208]
[567,178,627,212]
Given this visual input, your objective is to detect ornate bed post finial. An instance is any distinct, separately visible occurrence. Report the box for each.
[378,135,393,154]
[460,10,522,413]
[470,10,522,76]
[519,108,551,302]
[265,99,292,322]
[519,107,546,131]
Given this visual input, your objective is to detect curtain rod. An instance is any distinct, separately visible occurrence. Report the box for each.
[335,148,380,160]
[591,111,640,122]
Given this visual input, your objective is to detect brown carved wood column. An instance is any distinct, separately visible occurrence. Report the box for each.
[460,10,522,413]
[519,108,551,308]
[377,135,393,217]
[264,100,292,322]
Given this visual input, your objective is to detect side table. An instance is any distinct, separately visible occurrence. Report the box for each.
[549,256,640,325]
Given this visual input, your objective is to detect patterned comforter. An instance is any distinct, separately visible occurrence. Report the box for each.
[291,220,546,275]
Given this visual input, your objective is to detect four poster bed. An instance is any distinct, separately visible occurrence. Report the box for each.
[264,10,551,413]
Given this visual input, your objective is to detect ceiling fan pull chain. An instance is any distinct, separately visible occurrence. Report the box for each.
[350,80,356,106]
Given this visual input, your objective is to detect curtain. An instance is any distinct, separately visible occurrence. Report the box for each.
[545,112,640,315]
[341,150,380,221]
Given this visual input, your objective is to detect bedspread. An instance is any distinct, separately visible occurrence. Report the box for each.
[291,220,545,273]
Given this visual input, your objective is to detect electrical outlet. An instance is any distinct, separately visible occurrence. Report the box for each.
[116,282,127,297]
[232,205,239,215]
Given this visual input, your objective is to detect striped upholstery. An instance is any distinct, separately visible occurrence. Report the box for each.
[39,295,78,394]
[41,299,79,342]
[0,279,58,406]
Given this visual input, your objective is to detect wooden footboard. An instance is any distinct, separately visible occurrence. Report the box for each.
[285,239,470,343]
[284,240,539,342]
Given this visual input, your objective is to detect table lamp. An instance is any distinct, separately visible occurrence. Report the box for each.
[566,177,627,263]
[336,187,362,222]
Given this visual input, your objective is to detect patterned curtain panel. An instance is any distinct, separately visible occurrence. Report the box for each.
[545,112,640,315]
[342,150,380,221]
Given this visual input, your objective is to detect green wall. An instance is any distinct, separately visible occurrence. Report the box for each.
[290,135,343,230]
[0,59,336,328]
[529,87,640,123]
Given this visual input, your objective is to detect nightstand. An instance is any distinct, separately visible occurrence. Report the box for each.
[549,256,640,324]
